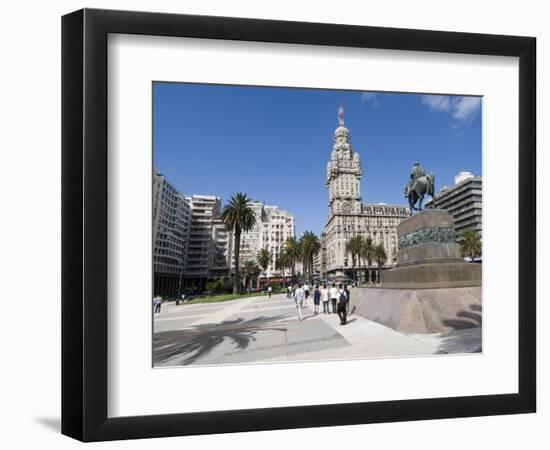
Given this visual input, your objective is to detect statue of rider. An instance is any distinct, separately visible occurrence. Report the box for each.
[408,161,426,193]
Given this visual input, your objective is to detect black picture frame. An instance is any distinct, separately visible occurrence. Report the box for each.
[62,8,536,442]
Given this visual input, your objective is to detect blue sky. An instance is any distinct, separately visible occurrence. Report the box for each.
[153,83,481,236]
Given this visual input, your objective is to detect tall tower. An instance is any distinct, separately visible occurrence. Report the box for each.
[323,106,409,276]
[326,106,363,217]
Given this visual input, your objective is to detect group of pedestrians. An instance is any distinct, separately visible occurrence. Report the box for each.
[289,282,351,325]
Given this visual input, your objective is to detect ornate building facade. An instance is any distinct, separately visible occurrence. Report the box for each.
[323,107,409,279]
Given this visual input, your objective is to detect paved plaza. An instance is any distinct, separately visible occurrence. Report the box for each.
[153,293,481,367]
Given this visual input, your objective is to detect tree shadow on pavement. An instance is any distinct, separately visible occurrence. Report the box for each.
[441,303,482,330]
[437,303,482,354]
[153,315,287,366]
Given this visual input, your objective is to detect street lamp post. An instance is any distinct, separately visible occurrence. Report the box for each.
[176,256,184,305]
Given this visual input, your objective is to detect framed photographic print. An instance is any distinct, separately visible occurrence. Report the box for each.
[62,8,536,442]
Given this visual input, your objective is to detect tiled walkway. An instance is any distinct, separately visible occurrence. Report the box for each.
[153,293,481,367]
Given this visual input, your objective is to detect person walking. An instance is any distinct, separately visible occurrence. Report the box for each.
[329,283,338,314]
[293,283,305,321]
[287,284,292,299]
[344,284,351,315]
[313,285,321,315]
[337,284,348,325]
[267,285,273,298]
[321,284,330,314]
[153,295,162,314]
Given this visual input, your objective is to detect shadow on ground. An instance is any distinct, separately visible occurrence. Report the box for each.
[35,417,60,433]
[441,302,482,330]
[154,315,287,365]
[437,303,482,354]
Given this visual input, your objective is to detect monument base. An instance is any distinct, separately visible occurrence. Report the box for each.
[351,286,482,334]
[381,208,481,289]
[380,261,481,289]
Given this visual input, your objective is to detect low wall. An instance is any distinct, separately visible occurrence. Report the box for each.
[350,286,482,334]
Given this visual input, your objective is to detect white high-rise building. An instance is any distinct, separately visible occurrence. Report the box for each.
[427,172,482,240]
[152,172,296,293]
[238,201,265,266]
[262,205,295,277]
[233,202,295,279]
[455,171,475,185]
[186,195,230,289]
[324,106,409,280]
[152,172,190,296]
[210,218,233,279]
[153,172,235,295]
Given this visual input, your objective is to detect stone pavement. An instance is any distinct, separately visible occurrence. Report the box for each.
[153,293,481,367]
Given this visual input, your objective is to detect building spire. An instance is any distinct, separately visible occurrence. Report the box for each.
[338,105,345,126]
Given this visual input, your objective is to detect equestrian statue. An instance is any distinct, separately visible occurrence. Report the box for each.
[404,162,435,214]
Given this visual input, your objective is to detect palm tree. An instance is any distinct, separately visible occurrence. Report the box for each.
[283,236,301,280]
[373,243,387,283]
[299,231,320,283]
[257,248,272,285]
[277,248,293,281]
[360,236,374,283]
[240,259,260,291]
[252,263,262,290]
[275,248,285,280]
[345,235,363,284]
[460,229,482,259]
[221,193,257,294]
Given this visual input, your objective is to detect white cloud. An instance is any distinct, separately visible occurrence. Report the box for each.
[421,95,451,112]
[361,92,379,107]
[452,96,482,121]
[421,94,481,127]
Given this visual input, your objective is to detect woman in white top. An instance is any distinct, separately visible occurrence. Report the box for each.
[293,284,305,321]
[320,284,330,314]
[329,283,339,314]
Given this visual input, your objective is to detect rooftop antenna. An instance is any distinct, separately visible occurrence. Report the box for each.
[338,104,345,126]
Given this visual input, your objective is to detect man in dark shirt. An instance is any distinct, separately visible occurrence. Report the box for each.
[337,284,348,325]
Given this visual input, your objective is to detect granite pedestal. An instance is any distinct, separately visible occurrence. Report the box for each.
[381,209,481,289]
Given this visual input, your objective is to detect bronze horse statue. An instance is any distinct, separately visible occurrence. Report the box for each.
[404,173,435,214]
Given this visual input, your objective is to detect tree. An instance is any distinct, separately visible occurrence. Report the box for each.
[206,279,225,295]
[252,265,261,289]
[283,236,301,280]
[221,193,257,294]
[373,243,387,283]
[277,248,290,281]
[299,231,320,283]
[257,248,272,284]
[241,259,261,291]
[360,236,374,283]
[460,229,482,259]
[345,235,363,284]
[275,249,284,279]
